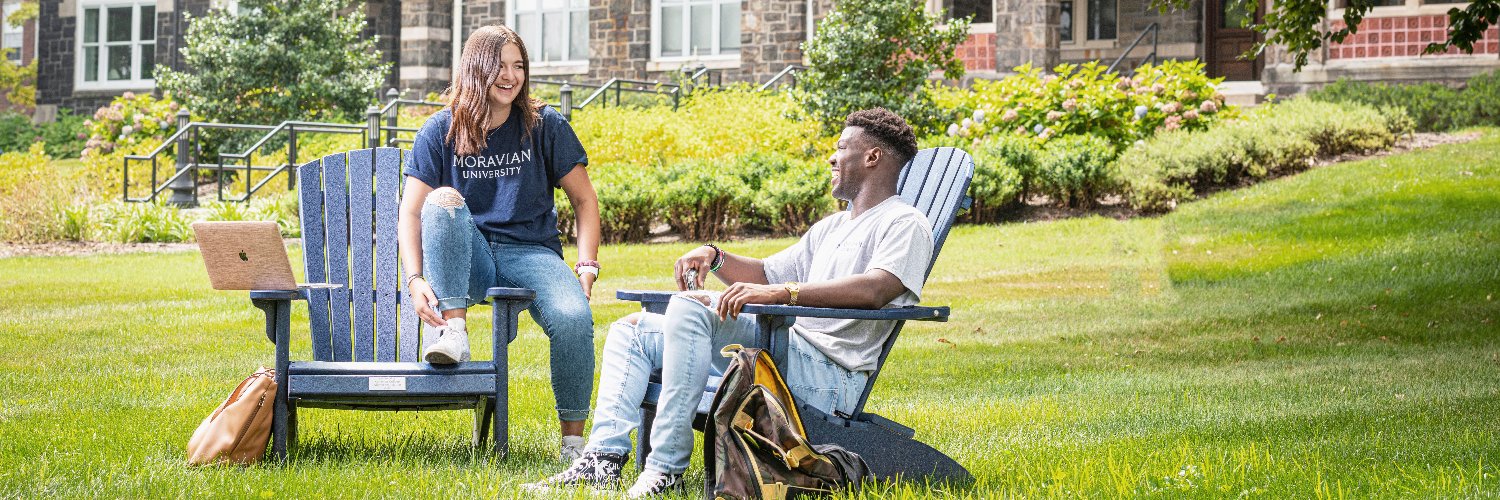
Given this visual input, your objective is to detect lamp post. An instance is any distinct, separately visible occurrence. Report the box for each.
[167,109,195,207]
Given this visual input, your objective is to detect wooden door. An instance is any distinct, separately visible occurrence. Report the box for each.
[1206,0,1261,81]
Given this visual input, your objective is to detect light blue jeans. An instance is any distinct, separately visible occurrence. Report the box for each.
[584,293,869,474]
[421,195,595,422]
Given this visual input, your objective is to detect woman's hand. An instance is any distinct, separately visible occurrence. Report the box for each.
[409,278,446,327]
[578,273,595,300]
[674,246,716,291]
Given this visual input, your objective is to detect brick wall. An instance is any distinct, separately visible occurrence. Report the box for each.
[957,32,996,72]
[1328,16,1500,60]
[586,0,651,81]
[994,0,1059,72]
[741,0,808,85]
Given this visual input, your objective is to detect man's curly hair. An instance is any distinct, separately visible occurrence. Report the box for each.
[845,108,918,167]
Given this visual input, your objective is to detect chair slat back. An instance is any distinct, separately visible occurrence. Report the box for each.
[298,148,417,363]
[896,147,974,276]
[853,147,973,416]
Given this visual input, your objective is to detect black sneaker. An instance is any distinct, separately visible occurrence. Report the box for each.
[625,469,685,498]
[522,451,626,492]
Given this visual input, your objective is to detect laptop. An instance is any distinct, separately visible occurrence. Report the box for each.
[193,221,298,291]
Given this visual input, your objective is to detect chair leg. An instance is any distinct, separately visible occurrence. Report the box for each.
[287,402,299,452]
[474,397,493,448]
[636,406,656,472]
[271,395,289,462]
[492,395,506,458]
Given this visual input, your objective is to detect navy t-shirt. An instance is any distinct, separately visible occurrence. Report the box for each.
[404,105,587,257]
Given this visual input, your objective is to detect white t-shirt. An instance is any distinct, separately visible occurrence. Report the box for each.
[761,196,934,372]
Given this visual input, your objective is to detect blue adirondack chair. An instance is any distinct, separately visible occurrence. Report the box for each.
[617,147,977,483]
[248,147,534,460]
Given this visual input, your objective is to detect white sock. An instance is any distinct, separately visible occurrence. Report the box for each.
[445,317,466,333]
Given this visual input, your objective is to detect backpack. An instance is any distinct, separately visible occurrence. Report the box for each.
[703,345,872,499]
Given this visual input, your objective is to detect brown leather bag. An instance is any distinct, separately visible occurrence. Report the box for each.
[187,367,277,465]
[703,345,871,499]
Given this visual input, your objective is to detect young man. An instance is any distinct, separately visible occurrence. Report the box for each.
[528,108,934,497]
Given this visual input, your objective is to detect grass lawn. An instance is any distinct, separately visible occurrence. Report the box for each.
[1,131,1498,498]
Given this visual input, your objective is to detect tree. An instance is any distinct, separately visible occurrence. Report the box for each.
[793,0,970,135]
[0,1,37,111]
[155,0,387,125]
[1155,0,1499,70]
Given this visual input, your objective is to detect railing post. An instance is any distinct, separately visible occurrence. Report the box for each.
[167,109,196,207]
[288,126,298,191]
[559,82,573,121]
[385,88,400,146]
[367,106,381,149]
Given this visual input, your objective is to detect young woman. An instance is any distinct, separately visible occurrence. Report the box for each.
[397,25,601,462]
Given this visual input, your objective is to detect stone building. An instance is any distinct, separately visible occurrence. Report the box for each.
[32,0,1500,120]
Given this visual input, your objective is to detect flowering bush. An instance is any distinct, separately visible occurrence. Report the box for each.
[933,60,1237,150]
[83,92,181,158]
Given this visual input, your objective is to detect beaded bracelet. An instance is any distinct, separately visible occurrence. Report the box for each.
[704,244,725,272]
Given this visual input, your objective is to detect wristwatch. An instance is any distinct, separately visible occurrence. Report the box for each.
[784,281,800,306]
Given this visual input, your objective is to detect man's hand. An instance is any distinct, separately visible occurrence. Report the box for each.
[409,278,447,327]
[674,246,717,291]
[718,282,790,320]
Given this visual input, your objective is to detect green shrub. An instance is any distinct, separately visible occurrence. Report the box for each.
[962,137,1030,221]
[573,86,827,170]
[0,143,93,242]
[658,158,749,242]
[95,201,195,243]
[1118,99,1402,212]
[38,109,89,158]
[1305,70,1500,132]
[738,153,836,235]
[1036,134,1118,208]
[592,167,660,244]
[0,109,88,158]
[933,60,1236,151]
[794,0,968,135]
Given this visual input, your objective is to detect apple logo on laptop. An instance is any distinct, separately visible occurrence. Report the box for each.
[239,250,249,262]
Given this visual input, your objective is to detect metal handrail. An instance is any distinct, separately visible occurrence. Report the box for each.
[215,121,367,202]
[1106,22,1160,75]
[758,64,807,92]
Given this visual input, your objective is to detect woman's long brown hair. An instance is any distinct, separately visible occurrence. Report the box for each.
[446,25,544,157]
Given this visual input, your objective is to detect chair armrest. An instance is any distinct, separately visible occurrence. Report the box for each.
[616,290,676,304]
[249,289,307,301]
[741,304,949,322]
[487,287,537,302]
[618,290,948,322]
[616,290,677,315]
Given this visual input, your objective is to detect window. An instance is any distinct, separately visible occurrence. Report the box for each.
[654,0,740,59]
[77,1,156,89]
[2,1,21,62]
[942,0,992,24]
[512,0,588,63]
[1086,0,1116,40]
[1061,0,1116,44]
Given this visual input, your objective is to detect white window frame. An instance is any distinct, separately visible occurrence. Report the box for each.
[75,0,156,91]
[508,0,590,75]
[2,1,23,62]
[649,0,741,69]
[1060,0,1118,48]
[1331,0,1472,18]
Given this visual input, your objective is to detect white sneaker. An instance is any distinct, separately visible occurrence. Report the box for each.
[626,469,685,498]
[560,435,586,463]
[423,318,470,364]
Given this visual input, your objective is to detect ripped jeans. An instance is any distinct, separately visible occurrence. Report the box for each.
[420,187,595,422]
[583,292,868,474]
